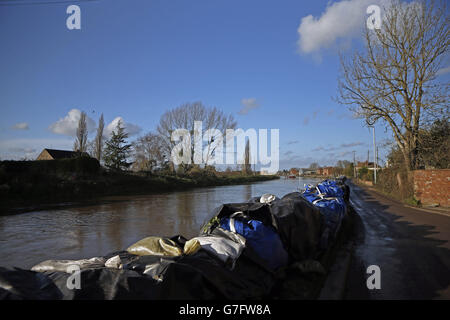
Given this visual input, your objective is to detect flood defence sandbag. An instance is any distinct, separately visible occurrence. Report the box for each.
[301,180,349,249]
[202,195,323,264]
[126,237,183,257]
[312,198,346,238]
[38,247,275,300]
[154,248,276,300]
[205,202,276,231]
[268,193,323,262]
[31,257,106,273]
[185,230,246,269]
[0,183,349,300]
[0,267,62,300]
[45,268,163,300]
[219,216,288,271]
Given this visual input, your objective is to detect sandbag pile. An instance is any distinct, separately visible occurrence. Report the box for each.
[0,178,351,300]
[302,178,350,249]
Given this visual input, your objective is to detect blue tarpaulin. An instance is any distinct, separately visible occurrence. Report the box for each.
[220,217,289,271]
[302,180,348,247]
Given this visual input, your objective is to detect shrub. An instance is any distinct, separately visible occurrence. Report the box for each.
[376,167,414,201]
[0,157,100,177]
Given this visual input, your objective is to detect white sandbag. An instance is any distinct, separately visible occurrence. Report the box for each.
[186,232,246,267]
[104,255,123,269]
[31,257,106,273]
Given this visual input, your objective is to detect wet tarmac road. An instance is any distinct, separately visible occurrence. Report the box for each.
[345,183,450,299]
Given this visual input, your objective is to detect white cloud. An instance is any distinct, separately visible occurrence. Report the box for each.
[12,122,29,130]
[105,117,142,138]
[297,0,384,55]
[312,142,363,152]
[49,109,96,137]
[49,110,141,140]
[238,98,260,115]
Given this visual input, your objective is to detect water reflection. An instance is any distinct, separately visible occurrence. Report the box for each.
[0,178,319,269]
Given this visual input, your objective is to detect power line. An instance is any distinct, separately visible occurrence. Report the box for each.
[0,0,99,7]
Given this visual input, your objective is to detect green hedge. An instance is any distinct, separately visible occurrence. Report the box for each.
[0,157,100,176]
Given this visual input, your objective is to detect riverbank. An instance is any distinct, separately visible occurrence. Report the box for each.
[0,159,279,215]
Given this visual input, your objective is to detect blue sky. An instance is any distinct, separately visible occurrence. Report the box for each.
[1,0,447,169]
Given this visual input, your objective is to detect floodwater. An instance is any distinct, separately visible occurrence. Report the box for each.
[0,177,320,269]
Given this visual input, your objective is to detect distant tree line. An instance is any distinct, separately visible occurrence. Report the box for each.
[73,102,239,173]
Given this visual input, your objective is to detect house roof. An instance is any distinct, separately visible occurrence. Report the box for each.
[357,161,375,167]
[43,149,89,159]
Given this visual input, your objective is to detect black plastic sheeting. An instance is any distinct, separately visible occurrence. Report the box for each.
[0,179,351,300]
[0,246,276,300]
[203,194,324,264]
[270,193,324,262]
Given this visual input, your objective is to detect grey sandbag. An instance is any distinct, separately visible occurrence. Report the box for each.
[185,227,246,269]
[269,192,323,262]
[126,237,183,256]
[45,268,162,300]
[0,267,62,300]
[31,257,106,273]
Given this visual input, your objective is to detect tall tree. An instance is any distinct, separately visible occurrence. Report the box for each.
[242,139,252,174]
[103,120,132,171]
[338,0,449,170]
[94,113,105,162]
[156,101,237,171]
[74,111,88,153]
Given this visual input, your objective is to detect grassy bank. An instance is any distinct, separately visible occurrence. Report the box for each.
[0,159,279,214]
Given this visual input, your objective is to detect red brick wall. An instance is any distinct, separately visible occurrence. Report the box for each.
[414,169,450,207]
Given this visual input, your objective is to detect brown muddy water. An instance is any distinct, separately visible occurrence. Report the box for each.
[0,178,320,269]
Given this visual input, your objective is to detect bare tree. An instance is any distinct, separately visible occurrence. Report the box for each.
[132,132,166,172]
[74,111,88,153]
[94,113,105,162]
[338,0,449,170]
[309,162,319,170]
[86,139,96,158]
[156,102,237,171]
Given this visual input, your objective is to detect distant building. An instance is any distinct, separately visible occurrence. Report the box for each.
[303,169,317,175]
[36,149,89,160]
[321,166,335,176]
[356,161,377,171]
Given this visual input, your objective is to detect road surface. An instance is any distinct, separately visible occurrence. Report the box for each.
[345,183,450,299]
